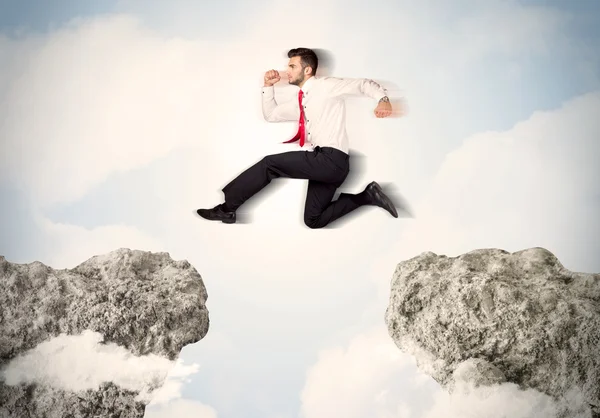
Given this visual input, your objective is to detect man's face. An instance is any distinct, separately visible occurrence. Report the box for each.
[286,56,307,86]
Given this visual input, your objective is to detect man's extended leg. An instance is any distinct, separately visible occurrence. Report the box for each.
[223,150,346,209]
[196,149,346,223]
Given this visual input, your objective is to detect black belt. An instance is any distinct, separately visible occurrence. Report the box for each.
[314,146,349,160]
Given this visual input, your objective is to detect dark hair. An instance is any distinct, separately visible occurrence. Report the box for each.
[288,47,319,76]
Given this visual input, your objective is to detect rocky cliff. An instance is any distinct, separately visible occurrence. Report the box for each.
[0,248,209,418]
[385,247,599,418]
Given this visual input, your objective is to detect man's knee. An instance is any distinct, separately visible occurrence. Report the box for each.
[304,213,325,229]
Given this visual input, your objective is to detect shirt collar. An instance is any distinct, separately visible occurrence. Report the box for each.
[300,76,316,94]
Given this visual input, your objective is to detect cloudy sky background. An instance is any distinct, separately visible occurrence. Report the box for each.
[1,0,599,417]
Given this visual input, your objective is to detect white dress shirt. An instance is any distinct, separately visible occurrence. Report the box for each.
[261,76,388,154]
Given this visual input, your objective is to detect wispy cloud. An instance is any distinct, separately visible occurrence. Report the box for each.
[300,326,437,418]
[1,330,199,403]
[145,398,218,418]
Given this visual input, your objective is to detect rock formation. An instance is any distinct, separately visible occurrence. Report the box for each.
[0,248,209,418]
[384,247,599,418]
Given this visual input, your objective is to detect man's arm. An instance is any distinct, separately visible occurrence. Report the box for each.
[325,77,394,118]
[324,77,389,102]
[261,85,300,122]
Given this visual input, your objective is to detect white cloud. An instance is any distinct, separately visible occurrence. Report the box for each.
[299,326,436,418]
[421,381,582,418]
[0,330,199,404]
[299,326,592,418]
[378,90,600,275]
[146,358,202,406]
[0,14,221,208]
[32,210,164,269]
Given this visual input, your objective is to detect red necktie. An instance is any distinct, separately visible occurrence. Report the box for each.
[282,89,305,147]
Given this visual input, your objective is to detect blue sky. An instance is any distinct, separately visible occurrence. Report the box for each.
[0,0,262,41]
[0,0,116,31]
[1,1,599,418]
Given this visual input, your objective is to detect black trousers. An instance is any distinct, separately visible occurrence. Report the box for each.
[221,146,366,228]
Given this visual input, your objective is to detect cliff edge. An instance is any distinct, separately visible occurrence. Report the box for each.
[385,247,599,417]
[0,248,209,418]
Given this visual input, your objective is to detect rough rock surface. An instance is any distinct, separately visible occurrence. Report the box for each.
[0,248,209,418]
[384,247,600,417]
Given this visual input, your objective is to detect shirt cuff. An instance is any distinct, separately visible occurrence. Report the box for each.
[261,86,275,97]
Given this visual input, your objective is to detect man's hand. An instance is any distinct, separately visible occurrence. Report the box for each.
[374,96,393,118]
[264,69,281,87]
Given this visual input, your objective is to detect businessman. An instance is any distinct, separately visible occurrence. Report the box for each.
[196,47,401,228]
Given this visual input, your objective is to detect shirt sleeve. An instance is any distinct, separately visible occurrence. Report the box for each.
[323,77,388,101]
[261,86,300,122]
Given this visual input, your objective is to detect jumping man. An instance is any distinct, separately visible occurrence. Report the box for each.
[196,47,400,228]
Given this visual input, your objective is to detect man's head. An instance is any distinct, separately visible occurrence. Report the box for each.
[286,47,319,87]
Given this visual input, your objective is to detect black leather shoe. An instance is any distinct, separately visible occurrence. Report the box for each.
[196,204,236,224]
[364,181,398,218]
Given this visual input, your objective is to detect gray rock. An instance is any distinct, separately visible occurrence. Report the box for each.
[0,248,209,418]
[384,247,599,417]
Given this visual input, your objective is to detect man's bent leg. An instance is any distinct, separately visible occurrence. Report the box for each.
[303,181,369,228]
[303,181,400,228]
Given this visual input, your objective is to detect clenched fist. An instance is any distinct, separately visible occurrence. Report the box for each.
[374,98,407,118]
[374,100,392,118]
[264,69,281,87]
